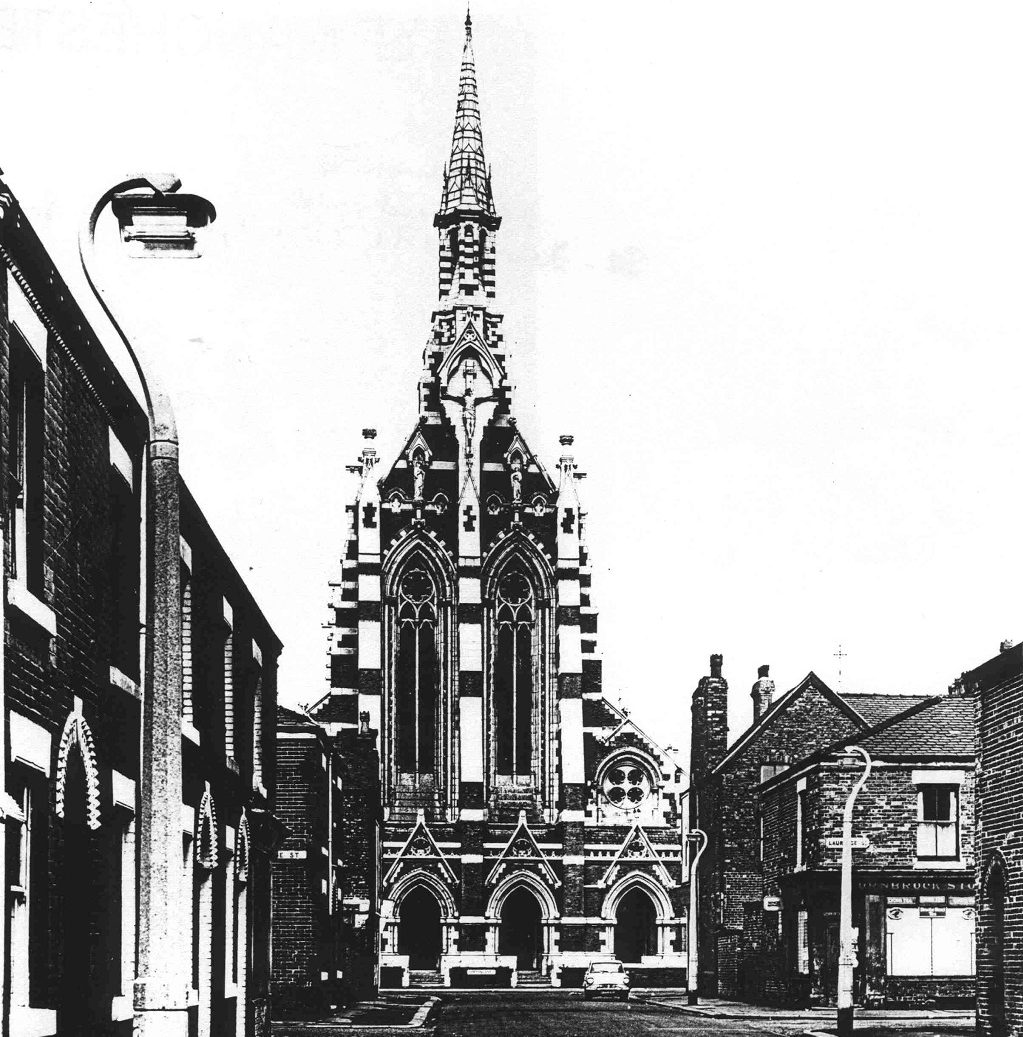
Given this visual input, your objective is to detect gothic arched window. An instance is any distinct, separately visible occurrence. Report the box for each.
[495,569,534,775]
[396,568,438,774]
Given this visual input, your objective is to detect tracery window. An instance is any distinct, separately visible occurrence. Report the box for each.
[396,568,438,773]
[495,569,534,775]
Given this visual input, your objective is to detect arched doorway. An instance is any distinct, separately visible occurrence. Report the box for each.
[58,751,96,1035]
[984,861,1007,1037]
[397,887,442,971]
[614,887,657,963]
[499,887,543,970]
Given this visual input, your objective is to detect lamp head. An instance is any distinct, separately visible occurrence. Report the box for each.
[110,180,216,258]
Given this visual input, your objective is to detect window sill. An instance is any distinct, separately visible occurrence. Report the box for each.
[7,580,56,638]
[182,720,201,746]
[10,1006,57,1037]
[913,859,966,870]
[109,665,140,700]
[111,995,133,1022]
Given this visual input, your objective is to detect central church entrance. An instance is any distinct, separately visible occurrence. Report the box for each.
[614,887,658,963]
[398,887,442,970]
[499,888,543,970]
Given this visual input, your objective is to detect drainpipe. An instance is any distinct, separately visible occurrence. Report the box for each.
[686,828,708,1005]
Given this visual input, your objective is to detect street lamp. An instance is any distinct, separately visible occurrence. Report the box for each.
[836,745,871,1037]
[686,828,708,1005]
[79,175,215,1037]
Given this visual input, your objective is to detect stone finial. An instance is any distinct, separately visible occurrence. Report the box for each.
[710,654,723,679]
[559,434,574,447]
[751,664,775,724]
[362,428,377,440]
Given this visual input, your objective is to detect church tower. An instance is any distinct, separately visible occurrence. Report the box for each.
[312,12,687,989]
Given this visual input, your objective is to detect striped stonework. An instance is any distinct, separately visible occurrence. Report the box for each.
[309,11,687,991]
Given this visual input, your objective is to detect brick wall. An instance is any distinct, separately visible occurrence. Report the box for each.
[971,647,1023,1037]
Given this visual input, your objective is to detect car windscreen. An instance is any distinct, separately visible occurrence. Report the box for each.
[590,963,624,973]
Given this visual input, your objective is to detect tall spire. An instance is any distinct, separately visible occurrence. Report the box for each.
[439,7,495,217]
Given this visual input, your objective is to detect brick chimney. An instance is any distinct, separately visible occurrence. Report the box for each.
[751,664,775,724]
[690,653,729,787]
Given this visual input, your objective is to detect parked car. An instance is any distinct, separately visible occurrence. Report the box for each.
[582,959,631,1000]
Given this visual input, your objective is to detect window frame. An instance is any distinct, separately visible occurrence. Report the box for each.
[916,784,960,861]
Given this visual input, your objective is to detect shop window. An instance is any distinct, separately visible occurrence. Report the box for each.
[917,785,958,859]
[886,902,974,976]
[797,910,810,974]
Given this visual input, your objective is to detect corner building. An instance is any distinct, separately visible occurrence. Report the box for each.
[312,15,686,988]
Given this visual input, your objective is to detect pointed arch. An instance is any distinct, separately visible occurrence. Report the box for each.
[600,869,674,922]
[196,785,219,870]
[481,529,554,602]
[486,869,559,922]
[236,810,250,884]
[389,868,459,921]
[383,527,456,603]
[55,710,101,830]
[436,326,503,388]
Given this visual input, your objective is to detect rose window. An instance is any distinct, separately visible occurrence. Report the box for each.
[602,761,653,808]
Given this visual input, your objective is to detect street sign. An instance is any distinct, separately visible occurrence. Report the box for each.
[763,896,781,911]
[824,836,869,849]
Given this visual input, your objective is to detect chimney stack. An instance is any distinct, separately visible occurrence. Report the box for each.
[751,664,775,724]
[690,654,729,787]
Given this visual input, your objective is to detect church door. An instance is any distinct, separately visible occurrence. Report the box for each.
[397,887,443,971]
[499,888,543,970]
[614,887,658,963]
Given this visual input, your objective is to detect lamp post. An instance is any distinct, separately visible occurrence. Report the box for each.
[686,828,708,1005]
[836,745,871,1037]
[79,176,215,1037]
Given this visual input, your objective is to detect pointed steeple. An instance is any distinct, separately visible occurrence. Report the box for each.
[439,8,496,218]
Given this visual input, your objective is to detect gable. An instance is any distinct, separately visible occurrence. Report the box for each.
[716,675,865,778]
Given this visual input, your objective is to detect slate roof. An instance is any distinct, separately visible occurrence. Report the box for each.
[855,696,976,756]
[838,692,933,726]
[278,703,316,727]
[439,12,496,217]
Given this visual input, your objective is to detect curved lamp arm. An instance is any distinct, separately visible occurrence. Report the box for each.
[78,174,181,443]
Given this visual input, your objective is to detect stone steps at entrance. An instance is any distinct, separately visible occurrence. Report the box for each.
[408,970,443,988]
[515,970,550,988]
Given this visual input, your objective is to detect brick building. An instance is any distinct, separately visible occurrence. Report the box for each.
[1,178,281,1037]
[309,13,687,989]
[688,656,938,999]
[271,706,380,1014]
[968,642,1023,1036]
[758,692,977,1007]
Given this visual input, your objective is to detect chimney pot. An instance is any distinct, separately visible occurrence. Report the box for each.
[758,664,770,679]
[710,654,723,679]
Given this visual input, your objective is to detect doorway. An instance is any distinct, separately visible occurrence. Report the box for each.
[499,888,543,970]
[58,752,95,1036]
[397,887,443,970]
[614,887,658,963]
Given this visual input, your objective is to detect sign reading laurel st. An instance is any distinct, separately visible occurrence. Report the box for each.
[824,836,870,849]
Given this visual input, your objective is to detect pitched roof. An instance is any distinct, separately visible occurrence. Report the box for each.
[439,11,496,217]
[277,703,316,727]
[855,696,976,756]
[838,692,933,727]
[714,671,868,774]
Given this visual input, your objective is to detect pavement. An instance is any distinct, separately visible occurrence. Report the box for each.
[271,989,976,1037]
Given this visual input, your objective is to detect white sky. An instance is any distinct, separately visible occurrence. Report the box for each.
[2,0,1022,764]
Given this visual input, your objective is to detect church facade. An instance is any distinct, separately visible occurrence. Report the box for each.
[311,14,687,988]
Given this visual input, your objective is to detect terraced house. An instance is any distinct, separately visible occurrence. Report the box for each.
[1,178,281,1037]
[309,12,687,990]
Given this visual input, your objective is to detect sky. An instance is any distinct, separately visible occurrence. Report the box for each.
[2,0,1023,766]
